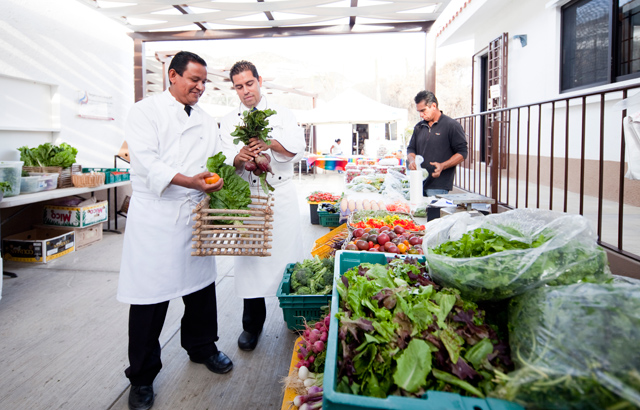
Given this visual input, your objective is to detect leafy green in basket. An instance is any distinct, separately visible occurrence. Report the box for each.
[205,152,251,225]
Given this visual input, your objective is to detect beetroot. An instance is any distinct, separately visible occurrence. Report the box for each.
[244,161,257,171]
[254,153,273,174]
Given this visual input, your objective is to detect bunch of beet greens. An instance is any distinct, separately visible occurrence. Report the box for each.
[335,258,512,399]
[231,108,277,194]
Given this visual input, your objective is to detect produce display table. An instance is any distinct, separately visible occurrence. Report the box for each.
[305,155,349,172]
[0,180,131,276]
[436,192,495,211]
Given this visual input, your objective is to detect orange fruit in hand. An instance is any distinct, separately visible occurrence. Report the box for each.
[204,173,220,184]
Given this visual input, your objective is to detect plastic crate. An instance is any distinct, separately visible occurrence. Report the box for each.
[318,210,341,227]
[82,168,130,184]
[309,203,320,224]
[276,263,332,332]
[323,250,525,410]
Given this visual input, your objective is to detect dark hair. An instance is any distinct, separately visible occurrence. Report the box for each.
[335,139,341,143]
[168,51,207,76]
[229,60,260,84]
[414,90,438,107]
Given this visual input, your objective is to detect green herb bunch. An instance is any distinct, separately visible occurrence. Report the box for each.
[335,259,512,399]
[230,109,276,146]
[230,108,278,195]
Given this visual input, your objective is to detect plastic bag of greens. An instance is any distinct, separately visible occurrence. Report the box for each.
[492,281,640,409]
[380,169,410,200]
[345,175,385,194]
[424,209,611,301]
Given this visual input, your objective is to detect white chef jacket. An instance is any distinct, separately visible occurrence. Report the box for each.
[220,97,306,298]
[118,90,228,305]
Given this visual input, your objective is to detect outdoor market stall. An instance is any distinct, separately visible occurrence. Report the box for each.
[274,166,634,410]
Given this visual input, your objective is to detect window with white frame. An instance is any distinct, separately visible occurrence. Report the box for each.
[561,0,640,92]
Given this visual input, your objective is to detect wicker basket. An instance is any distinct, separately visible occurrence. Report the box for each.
[191,194,274,257]
[23,164,81,188]
[71,172,105,188]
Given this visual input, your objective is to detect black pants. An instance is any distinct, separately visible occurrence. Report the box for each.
[242,297,266,335]
[125,281,219,386]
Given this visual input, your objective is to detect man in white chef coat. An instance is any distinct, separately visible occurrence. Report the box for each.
[220,60,305,351]
[118,51,233,410]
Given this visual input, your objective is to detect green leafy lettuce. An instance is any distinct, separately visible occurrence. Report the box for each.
[18,142,78,168]
[205,152,251,224]
[335,258,512,399]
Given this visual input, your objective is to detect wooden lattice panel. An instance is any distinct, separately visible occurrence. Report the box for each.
[191,194,274,257]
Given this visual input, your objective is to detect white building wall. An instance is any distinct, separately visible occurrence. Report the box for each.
[0,0,134,167]
[437,0,634,162]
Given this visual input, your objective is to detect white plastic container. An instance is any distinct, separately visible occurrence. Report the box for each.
[27,172,59,191]
[0,161,24,197]
[20,176,49,194]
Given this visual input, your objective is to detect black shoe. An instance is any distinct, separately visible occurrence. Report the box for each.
[238,330,261,351]
[128,385,154,410]
[191,351,233,374]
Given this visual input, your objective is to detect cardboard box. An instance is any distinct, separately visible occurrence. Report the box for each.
[36,223,103,250]
[43,200,108,228]
[3,228,75,263]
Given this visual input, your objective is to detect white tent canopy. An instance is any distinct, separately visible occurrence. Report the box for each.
[294,89,407,125]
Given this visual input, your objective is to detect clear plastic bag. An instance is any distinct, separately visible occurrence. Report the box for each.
[380,169,410,203]
[424,209,612,301]
[345,174,386,194]
[493,281,640,409]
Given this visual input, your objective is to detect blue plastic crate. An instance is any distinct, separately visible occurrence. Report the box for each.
[323,250,524,410]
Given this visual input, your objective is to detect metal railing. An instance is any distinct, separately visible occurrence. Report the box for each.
[454,83,640,261]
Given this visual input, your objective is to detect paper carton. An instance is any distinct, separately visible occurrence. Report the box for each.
[43,200,108,228]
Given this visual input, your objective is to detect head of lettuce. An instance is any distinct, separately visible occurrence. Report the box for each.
[205,152,252,225]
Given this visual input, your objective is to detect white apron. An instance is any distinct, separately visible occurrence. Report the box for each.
[118,90,227,305]
[220,98,306,298]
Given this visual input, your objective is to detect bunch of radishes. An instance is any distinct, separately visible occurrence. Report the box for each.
[296,314,330,373]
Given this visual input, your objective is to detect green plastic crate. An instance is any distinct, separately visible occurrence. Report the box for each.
[82,168,130,184]
[318,210,341,227]
[276,263,332,332]
[323,250,525,410]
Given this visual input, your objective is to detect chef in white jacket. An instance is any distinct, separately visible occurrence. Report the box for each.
[118,51,233,410]
[220,60,305,352]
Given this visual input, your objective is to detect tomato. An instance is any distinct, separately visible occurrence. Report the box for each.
[205,173,220,184]
[397,243,408,254]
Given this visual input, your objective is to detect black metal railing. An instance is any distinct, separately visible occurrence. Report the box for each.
[454,83,640,261]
